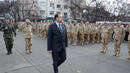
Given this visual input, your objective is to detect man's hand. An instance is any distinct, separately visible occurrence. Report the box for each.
[5,27,8,30]
[48,50,52,54]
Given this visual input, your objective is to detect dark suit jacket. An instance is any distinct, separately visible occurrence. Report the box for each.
[47,22,68,52]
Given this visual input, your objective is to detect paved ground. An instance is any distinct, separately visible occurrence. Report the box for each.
[0,31,130,73]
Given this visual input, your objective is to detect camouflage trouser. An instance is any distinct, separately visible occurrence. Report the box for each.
[67,32,71,44]
[121,33,125,42]
[102,38,108,53]
[32,29,35,34]
[42,30,45,38]
[84,34,90,44]
[97,33,101,43]
[90,33,96,43]
[109,33,113,40]
[78,34,84,45]
[114,39,121,55]
[46,30,48,37]
[128,40,130,56]
[36,29,39,35]
[95,33,99,43]
[72,33,77,45]
[4,38,14,52]
[25,38,32,53]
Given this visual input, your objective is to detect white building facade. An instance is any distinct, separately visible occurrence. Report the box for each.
[38,0,70,19]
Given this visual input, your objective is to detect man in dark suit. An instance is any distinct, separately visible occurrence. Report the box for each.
[47,13,68,73]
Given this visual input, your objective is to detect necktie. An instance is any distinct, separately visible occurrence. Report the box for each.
[59,23,63,33]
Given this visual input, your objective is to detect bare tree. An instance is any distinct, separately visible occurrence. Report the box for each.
[65,0,83,20]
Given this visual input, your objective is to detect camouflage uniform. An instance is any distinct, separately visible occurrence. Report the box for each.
[108,24,114,41]
[97,24,102,43]
[84,23,90,44]
[32,22,37,34]
[45,22,49,37]
[41,22,46,38]
[71,22,78,46]
[101,24,109,53]
[126,25,130,59]
[113,25,124,56]
[23,19,33,54]
[95,24,99,43]
[66,22,72,44]
[121,25,125,42]
[90,24,96,43]
[77,23,84,45]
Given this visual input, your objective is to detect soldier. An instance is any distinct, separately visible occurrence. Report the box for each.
[39,21,43,37]
[77,22,84,45]
[32,21,37,35]
[12,19,18,31]
[108,24,114,41]
[37,22,41,37]
[100,23,109,54]
[45,21,50,37]
[84,22,90,44]
[95,24,99,43]
[113,21,124,56]
[121,25,126,42]
[1,17,16,55]
[18,22,24,32]
[41,21,46,38]
[90,24,96,44]
[66,21,72,44]
[23,19,33,54]
[71,21,78,46]
[126,24,130,60]
[97,24,102,43]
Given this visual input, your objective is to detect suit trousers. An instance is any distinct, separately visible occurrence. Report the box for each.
[52,49,66,73]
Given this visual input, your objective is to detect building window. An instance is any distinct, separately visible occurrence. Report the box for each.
[50,11,54,15]
[64,5,68,9]
[57,12,61,14]
[50,2,54,8]
[57,4,61,8]
[40,1,46,6]
[64,12,68,18]
[40,10,45,15]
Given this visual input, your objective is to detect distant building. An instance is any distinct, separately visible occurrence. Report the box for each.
[38,0,70,19]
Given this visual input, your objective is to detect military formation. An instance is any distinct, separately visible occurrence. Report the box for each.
[18,20,130,59]
[0,17,130,60]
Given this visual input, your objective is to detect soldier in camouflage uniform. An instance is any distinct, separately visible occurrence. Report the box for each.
[77,22,84,45]
[66,21,72,44]
[23,19,33,54]
[100,23,109,54]
[97,24,102,43]
[84,22,90,44]
[1,17,16,55]
[45,21,50,37]
[95,24,99,43]
[126,24,130,60]
[32,21,37,34]
[108,24,114,41]
[41,21,46,38]
[121,25,126,42]
[71,21,78,46]
[113,21,124,56]
[90,24,96,44]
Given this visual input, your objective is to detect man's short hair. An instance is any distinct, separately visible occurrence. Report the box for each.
[54,13,60,20]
